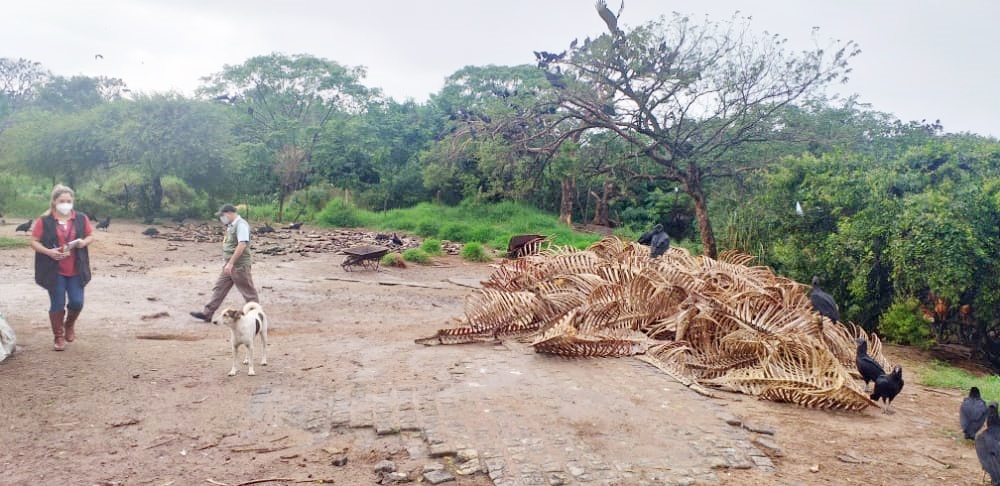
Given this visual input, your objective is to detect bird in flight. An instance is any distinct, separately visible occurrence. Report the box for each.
[94,54,104,60]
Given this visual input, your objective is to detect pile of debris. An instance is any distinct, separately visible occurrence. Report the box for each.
[418,237,892,411]
[147,223,463,257]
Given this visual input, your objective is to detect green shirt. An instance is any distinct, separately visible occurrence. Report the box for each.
[223,215,252,268]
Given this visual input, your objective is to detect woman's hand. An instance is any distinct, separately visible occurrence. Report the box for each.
[47,248,66,260]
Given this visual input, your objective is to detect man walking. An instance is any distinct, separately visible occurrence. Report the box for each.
[190,204,258,322]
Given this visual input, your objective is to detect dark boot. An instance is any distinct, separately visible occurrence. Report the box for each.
[49,311,66,351]
[64,309,81,342]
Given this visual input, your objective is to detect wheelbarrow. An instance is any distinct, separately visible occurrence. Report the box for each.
[341,245,390,271]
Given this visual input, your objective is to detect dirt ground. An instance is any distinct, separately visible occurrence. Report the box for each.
[0,220,991,486]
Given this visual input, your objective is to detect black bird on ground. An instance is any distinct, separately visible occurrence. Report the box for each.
[15,219,32,233]
[255,223,274,235]
[391,233,403,246]
[637,224,670,258]
[963,387,989,440]
[870,365,904,414]
[855,337,885,393]
[96,217,111,231]
[977,402,1000,485]
[142,227,159,237]
[810,276,840,323]
[285,222,302,230]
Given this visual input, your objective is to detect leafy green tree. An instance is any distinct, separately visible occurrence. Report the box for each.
[34,75,128,113]
[0,57,50,134]
[198,53,375,220]
[525,9,858,257]
[108,94,232,217]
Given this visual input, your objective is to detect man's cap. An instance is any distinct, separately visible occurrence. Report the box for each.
[215,204,237,216]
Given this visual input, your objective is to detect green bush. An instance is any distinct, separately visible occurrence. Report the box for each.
[878,297,935,349]
[317,198,361,227]
[420,239,444,256]
[416,220,441,237]
[380,252,406,268]
[402,248,431,264]
[438,222,473,242]
[460,242,492,262]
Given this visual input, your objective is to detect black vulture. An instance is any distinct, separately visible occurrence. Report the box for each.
[142,227,159,237]
[15,219,32,233]
[963,387,989,440]
[544,70,566,89]
[96,217,111,231]
[255,223,275,235]
[977,402,1000,485]
[855,337,885,393]
[810,276,840,323]
[285,222,302,230]
[391,233,404,246]
[570,38,578,49]
[870,365,904,414]
[94,54,103,60]
[637,224,670,259]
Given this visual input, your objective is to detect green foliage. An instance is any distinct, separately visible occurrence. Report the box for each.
[380,252,406,268]
[460,242,492,262]
[0,237,29,249]
[878,297,935,349]
[420,238,444,256]
[920,361,1000,401]
[317,198,364,227]
[402,248,431,264]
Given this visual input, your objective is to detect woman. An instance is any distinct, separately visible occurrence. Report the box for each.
[29,185,94,351]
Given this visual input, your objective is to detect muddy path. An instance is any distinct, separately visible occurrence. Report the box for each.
[0,221,987,486]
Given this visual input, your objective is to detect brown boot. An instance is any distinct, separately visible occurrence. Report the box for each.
[49,310,66,351]
[64,309,81,342]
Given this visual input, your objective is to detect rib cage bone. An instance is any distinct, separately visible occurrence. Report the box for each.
[418,236,888,410]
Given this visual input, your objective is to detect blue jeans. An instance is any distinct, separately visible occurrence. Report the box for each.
[48,274,84,312]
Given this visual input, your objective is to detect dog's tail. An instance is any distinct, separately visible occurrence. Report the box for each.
[243,302,263,314]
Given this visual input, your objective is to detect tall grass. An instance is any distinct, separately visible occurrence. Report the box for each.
[920,360,1000,401]
[316,199,603,250]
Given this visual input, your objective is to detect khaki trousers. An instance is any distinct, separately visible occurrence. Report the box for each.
[203,266,259,316]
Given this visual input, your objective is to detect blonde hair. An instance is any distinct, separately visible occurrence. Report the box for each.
[44,184,75,216]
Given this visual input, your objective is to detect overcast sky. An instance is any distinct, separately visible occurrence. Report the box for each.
[4,1,999,137]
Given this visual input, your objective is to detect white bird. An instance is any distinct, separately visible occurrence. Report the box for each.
[795,201,804,216]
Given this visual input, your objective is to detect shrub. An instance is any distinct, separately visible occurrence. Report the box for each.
[460,242,492,262]
[381,252,407,268]
[317,198,361,227]
[420,239,444,256]
[402,248,431,264]
[438,222,472,242]
[878,297,935,349]
[416,220,441,237]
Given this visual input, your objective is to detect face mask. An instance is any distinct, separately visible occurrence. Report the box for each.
[56,203,73,216]
[220,215,230,225]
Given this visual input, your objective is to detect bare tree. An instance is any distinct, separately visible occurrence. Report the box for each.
[524,6,859,257]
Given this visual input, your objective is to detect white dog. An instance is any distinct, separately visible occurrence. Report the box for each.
[212,302,269,376]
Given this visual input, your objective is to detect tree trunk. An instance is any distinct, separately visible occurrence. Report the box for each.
[686,172,717,259]
[559,178,575,226]
[151,176,163,216]
[591,180,614,226]
[277,188,286,223]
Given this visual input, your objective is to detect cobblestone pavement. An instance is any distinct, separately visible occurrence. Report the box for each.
[277,331,772,486]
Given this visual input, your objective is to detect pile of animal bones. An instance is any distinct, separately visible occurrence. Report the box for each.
[418,236,892,411]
